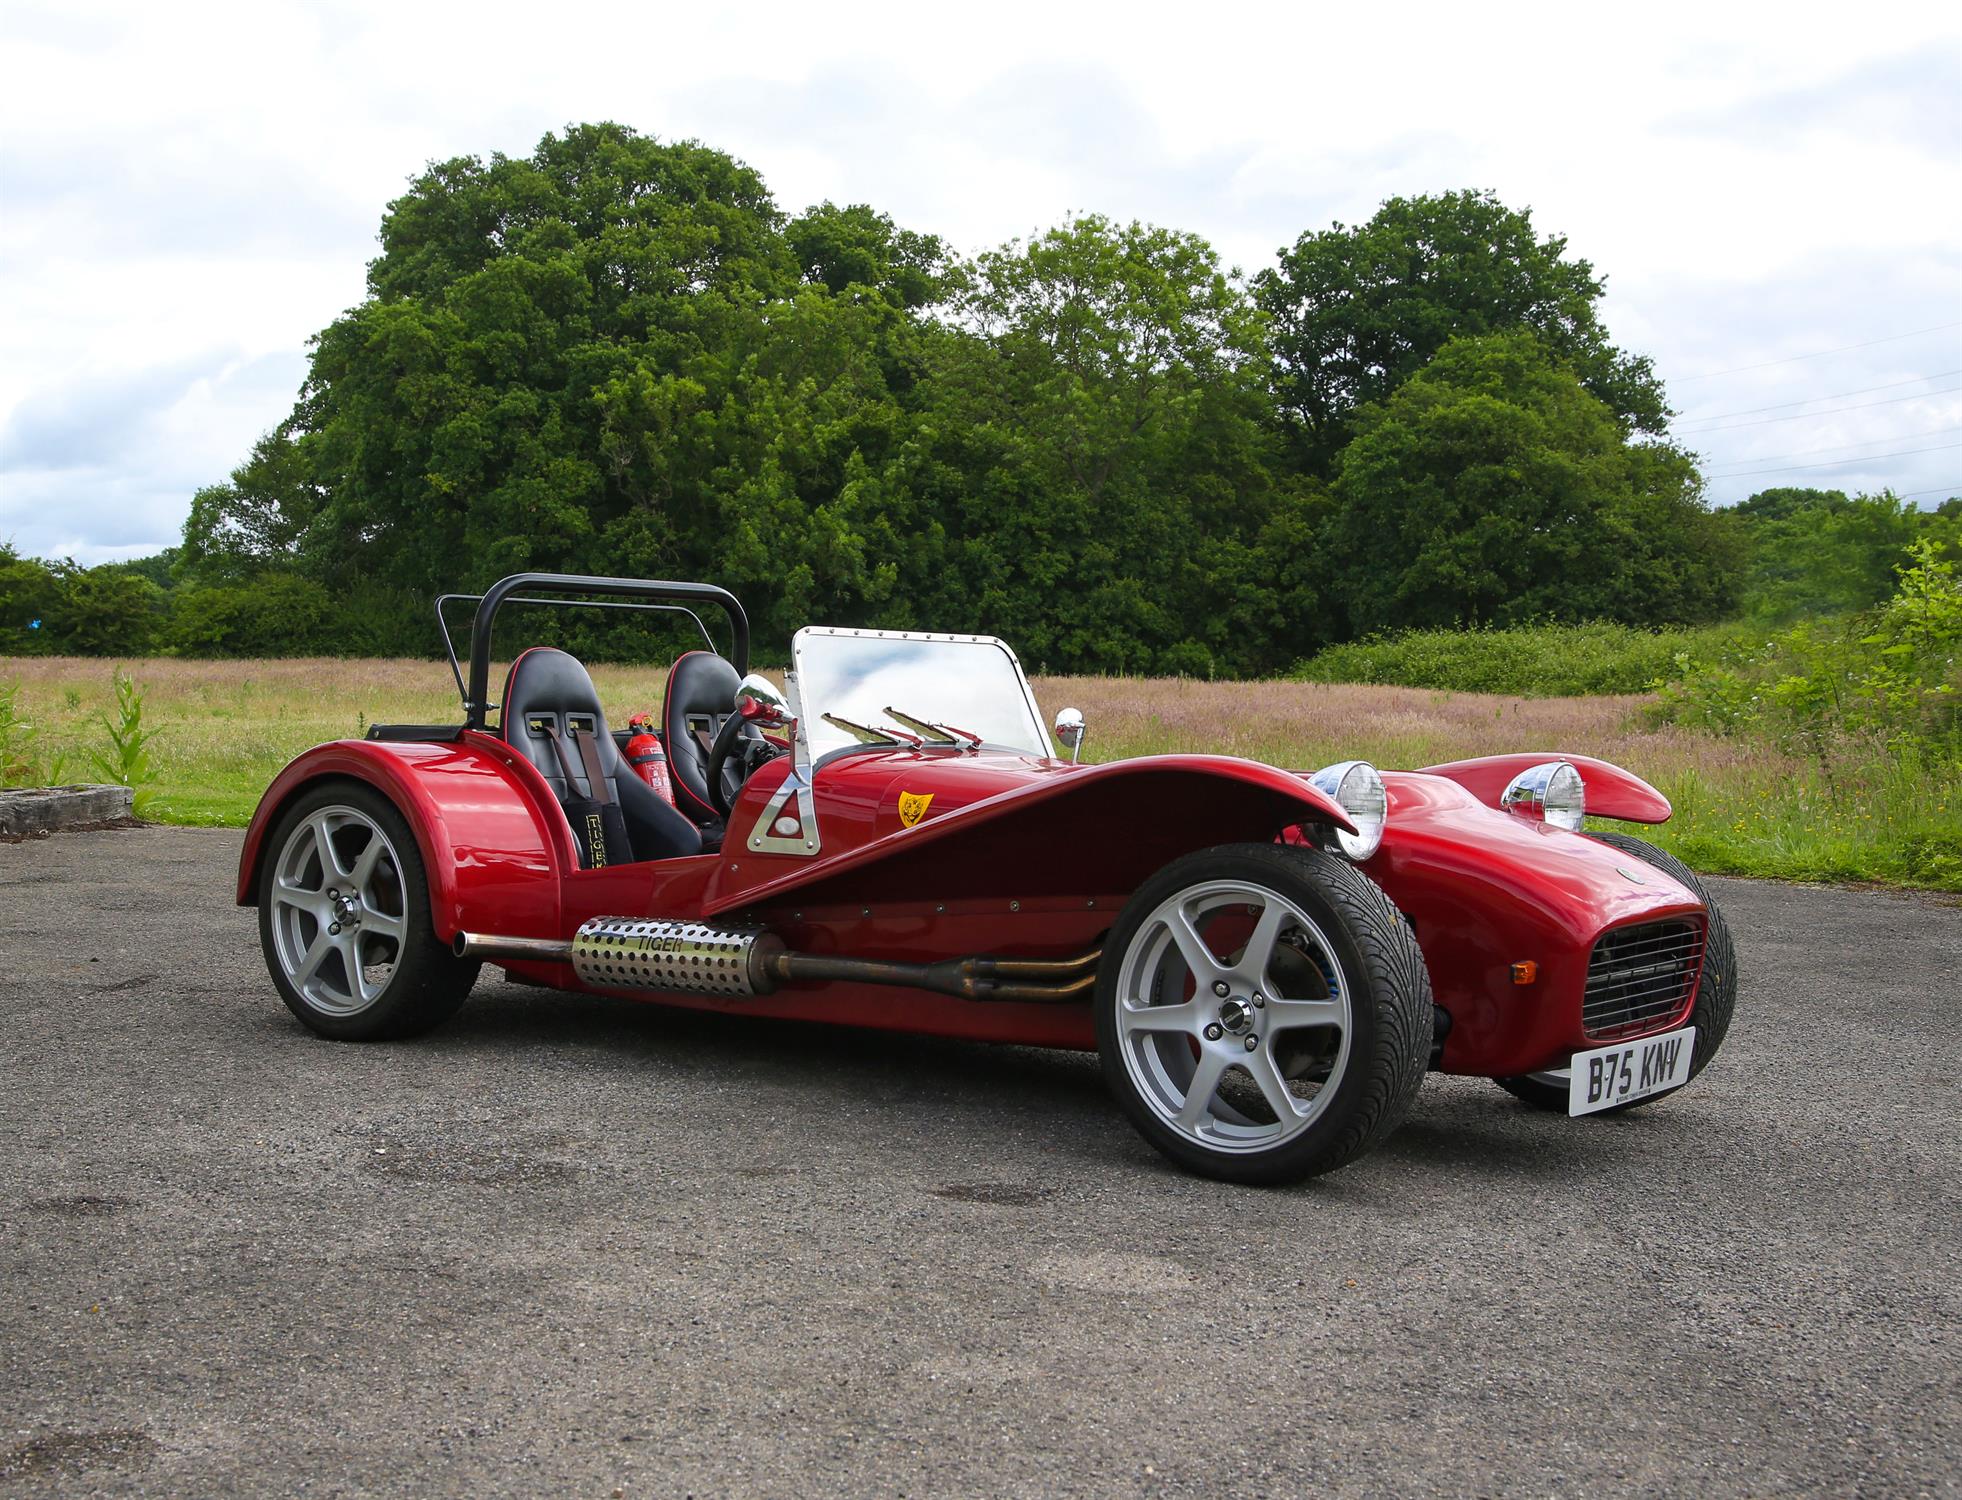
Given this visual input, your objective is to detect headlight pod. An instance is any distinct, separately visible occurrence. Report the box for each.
[1309,759,1388,862]
[1502,760,1586,832]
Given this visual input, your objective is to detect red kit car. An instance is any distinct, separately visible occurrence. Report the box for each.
[239,574,1736,1183]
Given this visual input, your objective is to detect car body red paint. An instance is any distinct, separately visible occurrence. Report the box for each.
[241,720,1702,1077]
[1419,752,1673,824]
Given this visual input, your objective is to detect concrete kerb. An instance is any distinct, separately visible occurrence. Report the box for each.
[0,784,137,839]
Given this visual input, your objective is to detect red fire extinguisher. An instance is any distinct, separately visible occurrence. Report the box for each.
[623,713,674,805]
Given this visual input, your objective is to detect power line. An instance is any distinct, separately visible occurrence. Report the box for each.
[1700,442,1962,483]
[1900,483,1960,500]
[1671,321,1962,382]
[1676,369,1962,427]
[1680,384,1962,434]
[1699,425,1962,473]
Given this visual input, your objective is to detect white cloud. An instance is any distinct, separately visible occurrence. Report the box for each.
[2,0,1959,563]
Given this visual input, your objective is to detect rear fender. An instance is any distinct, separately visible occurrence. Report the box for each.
[235,733,567,940]
[706,754,1354,915]
[1417,752,1671,825]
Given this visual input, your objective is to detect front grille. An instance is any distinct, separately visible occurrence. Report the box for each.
[1582,919,1704,1040]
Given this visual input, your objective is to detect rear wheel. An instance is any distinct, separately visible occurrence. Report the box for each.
[1496,830,1737,1113]
[257,781,479,1040]
[1096,843,1432,1184]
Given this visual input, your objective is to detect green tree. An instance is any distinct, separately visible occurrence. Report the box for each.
[179,424,321,581]
[1255,190,1667,474]
[786,201,949,308]
[182,125,949,661]
[1,543,61,655]
[1733,489,1928,620]
[1730,486,1849,524]
[188,125,799,597]
[921,215,1314,673]
[97,549,180,590]
[1330,331,1734,634]
[0,547,165,655]
[49,564,165,654]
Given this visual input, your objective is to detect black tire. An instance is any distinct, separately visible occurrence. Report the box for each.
[1496,830,1737,1114]
[256,780,480,1041]
[1095,842,1433,1185]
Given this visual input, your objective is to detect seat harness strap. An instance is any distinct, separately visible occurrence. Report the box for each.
[539,720,614,806]
[570,723,614,806]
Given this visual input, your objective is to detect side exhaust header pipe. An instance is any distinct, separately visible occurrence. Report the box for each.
[751,946,1100,1003]
[455,932,573,963]
[454,919,1099,1005]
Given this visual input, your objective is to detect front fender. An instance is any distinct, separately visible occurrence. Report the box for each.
[1417,752,1672,824]
[705,754,1354,915]
[235,732,566,941]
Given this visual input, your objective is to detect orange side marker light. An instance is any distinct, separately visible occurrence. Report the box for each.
[1510,961,1538,985]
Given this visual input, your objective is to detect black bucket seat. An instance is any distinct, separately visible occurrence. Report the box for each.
[501,647,701,862]
[661,649,746,825]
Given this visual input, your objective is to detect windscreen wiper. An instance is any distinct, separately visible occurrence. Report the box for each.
[822,712,919,747]
[883,707,982,748]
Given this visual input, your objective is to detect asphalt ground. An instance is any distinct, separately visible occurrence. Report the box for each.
[1,827,1958,1499]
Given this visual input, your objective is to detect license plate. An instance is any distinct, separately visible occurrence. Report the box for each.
[1567,1025,1697,1115]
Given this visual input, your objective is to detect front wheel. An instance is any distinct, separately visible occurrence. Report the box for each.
[1095,843,1433,1185]
[1495,830,1738,1113]
[257,780,480,1041]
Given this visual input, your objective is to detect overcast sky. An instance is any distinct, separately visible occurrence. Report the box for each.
[2,0,1959,565]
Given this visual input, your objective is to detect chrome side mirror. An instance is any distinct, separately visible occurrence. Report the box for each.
[1053,706,1085,763]
[734,672,791,727]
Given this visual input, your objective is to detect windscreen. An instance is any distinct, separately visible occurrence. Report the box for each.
[792,629,1051,761]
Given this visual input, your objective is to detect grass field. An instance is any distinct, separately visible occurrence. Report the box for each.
[5,656,1959,891]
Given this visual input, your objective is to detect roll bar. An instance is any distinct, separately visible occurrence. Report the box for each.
[454,573,750,731]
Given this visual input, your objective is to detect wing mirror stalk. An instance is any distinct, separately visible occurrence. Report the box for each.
[1054,707,1085,764]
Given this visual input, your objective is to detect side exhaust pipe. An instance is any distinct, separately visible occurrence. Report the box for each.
[455,932,573,963]
[752,946,1100,1003]
[454,919,1099,1004]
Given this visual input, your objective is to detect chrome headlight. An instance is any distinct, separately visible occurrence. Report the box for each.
[1502,760,1586,832]
[1309,759,1388,862]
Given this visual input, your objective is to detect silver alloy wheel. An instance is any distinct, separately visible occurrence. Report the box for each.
[1114,879,1354,1154]
[268,804,409,1016]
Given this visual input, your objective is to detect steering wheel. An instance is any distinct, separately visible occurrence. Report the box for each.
[704,712,783,820]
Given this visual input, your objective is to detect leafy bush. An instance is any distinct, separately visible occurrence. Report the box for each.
[1297,620,1752,697]
[1658,540,1961,763]
[167,574,334,656]
[52,565,166,654]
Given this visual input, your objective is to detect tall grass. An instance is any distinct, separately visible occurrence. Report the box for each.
[1297,621,1754,697]
[4,656,1956,891]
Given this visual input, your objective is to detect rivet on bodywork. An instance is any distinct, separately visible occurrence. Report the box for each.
[1010,900,1020,912]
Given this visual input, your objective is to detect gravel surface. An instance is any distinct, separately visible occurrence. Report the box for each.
[2,827,1958,1498]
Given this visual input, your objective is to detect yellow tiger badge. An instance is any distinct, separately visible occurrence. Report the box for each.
[897,792,934,828]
